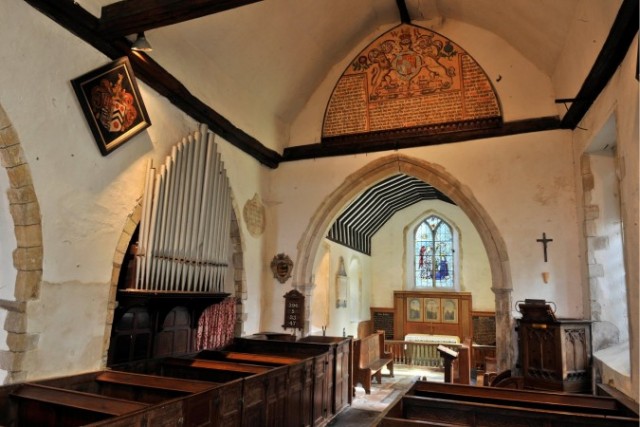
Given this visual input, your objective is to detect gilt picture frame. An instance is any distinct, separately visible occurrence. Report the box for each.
[71,57,150,155]
[407,297,423,322]
[424,297,441,322]
[441,298,459,323]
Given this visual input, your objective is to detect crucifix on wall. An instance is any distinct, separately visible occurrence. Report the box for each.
[536,232,553,262]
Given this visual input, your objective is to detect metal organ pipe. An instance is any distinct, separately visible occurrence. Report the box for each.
[135,125,231,293]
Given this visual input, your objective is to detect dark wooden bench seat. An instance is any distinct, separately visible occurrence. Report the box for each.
[96,370,218,394]
[410,381,623,415]
[353,330,393,394]
[196,349,302,365]
[164,357,272,374]
[9,383,151,426]
[11,383,149,416]
[382,381,640,427]
[380,416,462,426]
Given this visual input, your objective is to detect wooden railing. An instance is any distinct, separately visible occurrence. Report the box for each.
[385,340,461,367]
[385,340,496,370]
[472,344,496,372]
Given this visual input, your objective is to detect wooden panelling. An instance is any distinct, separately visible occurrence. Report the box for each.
[394,291,472,341]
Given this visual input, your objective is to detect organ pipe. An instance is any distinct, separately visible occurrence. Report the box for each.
[136,124,231,293]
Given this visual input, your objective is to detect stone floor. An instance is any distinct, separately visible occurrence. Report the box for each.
[328,366,445,426]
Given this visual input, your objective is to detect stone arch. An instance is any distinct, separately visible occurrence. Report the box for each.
[0,104,44,384]
[102,191,247,365]
[294,153,514,370]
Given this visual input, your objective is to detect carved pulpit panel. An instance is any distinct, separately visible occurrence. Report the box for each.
[516,299,592,393]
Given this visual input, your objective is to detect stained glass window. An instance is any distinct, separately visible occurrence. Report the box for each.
[415,215,454,288]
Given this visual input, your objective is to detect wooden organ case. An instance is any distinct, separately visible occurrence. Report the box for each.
[109,124,234,365]
[516,299,592,393]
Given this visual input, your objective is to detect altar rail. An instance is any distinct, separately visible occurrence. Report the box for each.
[385,341,496,370]
[386,340,461,367]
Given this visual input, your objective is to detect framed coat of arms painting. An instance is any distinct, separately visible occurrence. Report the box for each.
[71,57,150,155]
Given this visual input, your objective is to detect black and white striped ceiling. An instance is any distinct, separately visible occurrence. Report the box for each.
[327,174,455,255]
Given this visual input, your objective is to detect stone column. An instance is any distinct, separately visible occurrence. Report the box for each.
[296,281,315,337]
[492,287,515,373]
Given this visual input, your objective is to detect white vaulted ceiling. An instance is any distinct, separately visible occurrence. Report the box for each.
[74,0,623,153]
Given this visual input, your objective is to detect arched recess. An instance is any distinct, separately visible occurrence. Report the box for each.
[294,153,514,370]
[102,193,247,365]
[0,104,44,384]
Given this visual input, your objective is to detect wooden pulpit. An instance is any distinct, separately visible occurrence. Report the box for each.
[516,299,592,393]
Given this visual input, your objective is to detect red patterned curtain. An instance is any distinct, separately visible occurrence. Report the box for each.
[196,297,236,350]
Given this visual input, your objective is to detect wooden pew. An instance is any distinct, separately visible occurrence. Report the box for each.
[297,335,353,418]
[353,330,394,394]
[113,354,297,427]
[196,349,302,366]
[10,383,150,426]
[164,357,271,374]
[0,339,346,427]
[410,381,628,414]
[380,417,462,427]
[111,357,251,426]
[164,355,294,426]
[195,348,309,426]
[230,335,350,426]
[37,370,216,405]
[35,369,229,427]
[382,381,640,426]
[95,370,217,394]
[0,369,230,427]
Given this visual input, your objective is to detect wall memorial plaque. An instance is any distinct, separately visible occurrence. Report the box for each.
[270,253,293,283]
[243,193,265,237]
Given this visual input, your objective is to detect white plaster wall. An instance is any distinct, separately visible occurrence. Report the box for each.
[323,241,371,338]
[570,39,639,402]
[267,129,581,333]
[552,0,623,102]
[216,138,269,335]
[75,0,289,153]
[370,200,493,311]
[309,246,331,333]
[590,154,629,343]
[0,1,266,378]
[290,19,557,146]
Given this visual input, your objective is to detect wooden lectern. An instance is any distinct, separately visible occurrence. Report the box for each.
[437,344,459,383]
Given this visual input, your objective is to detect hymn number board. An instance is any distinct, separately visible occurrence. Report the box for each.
[283,289,304,330]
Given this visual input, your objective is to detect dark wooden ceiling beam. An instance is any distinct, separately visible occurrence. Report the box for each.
[100,0,263,37]
[282,117,562,162]
[396,0,411,24]
[24,0,280,168]
[560,0,638,129]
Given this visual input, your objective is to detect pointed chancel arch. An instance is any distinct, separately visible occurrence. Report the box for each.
[294,153,514,370]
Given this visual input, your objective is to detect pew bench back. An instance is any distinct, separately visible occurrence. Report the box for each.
[384,381,640,427]
[353,331,394,394]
